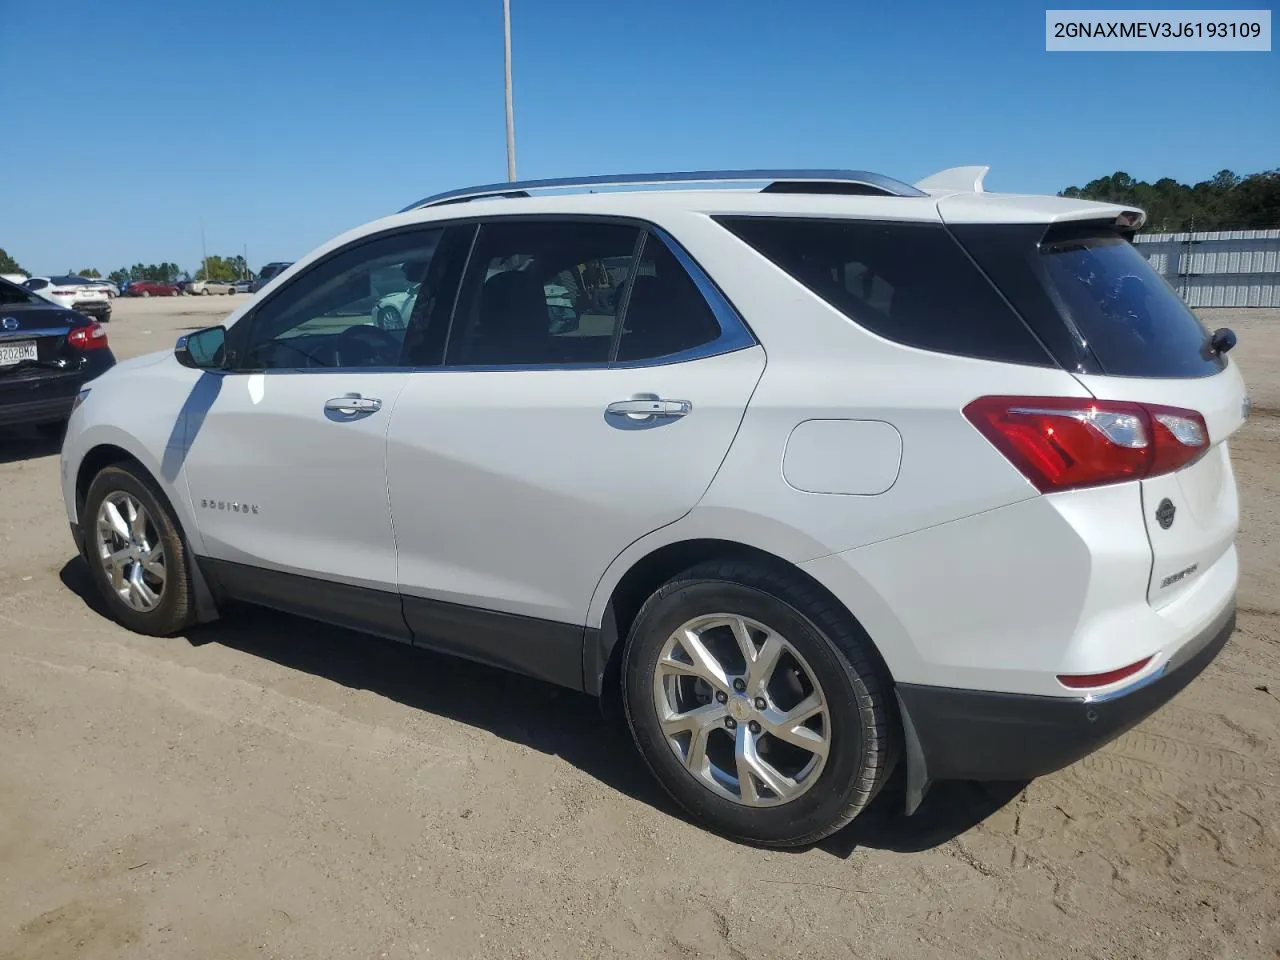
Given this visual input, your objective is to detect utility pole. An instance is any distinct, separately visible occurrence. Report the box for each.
[503,0,516,181]
[200,218,208,281]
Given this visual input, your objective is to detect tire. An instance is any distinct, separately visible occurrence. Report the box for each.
[171,289,181,296]
[621,560,895,847]
[82,463,197,637]
[141,290,150,298]
[201,288,210,295]
[376,305,402,330]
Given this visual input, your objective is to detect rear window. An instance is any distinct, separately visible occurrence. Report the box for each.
[0,278,39,305]
[949,223,1224,379]
[715,216,1052,366]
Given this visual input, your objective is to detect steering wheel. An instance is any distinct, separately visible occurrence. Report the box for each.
[338,323,403,366]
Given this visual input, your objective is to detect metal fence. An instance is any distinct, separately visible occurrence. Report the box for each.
[1133,228,1280,307]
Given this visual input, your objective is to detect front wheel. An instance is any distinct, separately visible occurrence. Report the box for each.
[141,290,150,298]
[83,464,198,636]
[622,560,896,847]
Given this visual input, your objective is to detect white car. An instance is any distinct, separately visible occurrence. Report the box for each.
[58,167,1247,846]
[187,278,237,296]
[23,275,112,322]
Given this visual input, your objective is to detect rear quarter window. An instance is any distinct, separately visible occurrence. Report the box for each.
[715,216,1052,367]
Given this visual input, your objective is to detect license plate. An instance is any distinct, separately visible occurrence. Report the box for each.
[0,341,37,366]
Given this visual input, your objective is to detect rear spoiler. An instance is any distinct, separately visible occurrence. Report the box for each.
[915,165,990,193]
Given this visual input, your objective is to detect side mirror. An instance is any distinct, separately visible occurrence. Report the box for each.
[175,325,228,369]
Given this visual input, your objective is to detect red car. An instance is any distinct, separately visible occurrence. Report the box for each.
[124,280,183,297]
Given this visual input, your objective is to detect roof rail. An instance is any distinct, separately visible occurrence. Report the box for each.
[398,168,928,212]
[914,165,990,193]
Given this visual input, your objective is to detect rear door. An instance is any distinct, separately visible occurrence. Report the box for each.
[949,218,1248,609]
[386,218,765,648]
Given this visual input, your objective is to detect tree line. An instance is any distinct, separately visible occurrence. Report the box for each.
[4,170,1278,282]
[105,255,251,286]
[0,249,255,284]
[1059,168,1280,232]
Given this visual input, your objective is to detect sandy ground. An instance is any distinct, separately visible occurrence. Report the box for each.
[1,297,1277,960]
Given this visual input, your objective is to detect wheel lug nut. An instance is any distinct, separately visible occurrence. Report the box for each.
[748,721,761,734]
[754,697,767,710]
[724,717,737,729]
[715,691,728,704]
[732,678,746,692]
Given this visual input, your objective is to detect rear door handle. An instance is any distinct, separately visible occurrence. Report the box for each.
[605,398,691,419]
[324,393,382,415]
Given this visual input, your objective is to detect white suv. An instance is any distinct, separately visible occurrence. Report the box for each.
[58,167,1247,846]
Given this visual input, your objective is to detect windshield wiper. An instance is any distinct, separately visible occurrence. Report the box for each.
[1204,327,1238,359]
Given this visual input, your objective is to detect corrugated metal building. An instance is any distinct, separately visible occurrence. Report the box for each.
[1133,228,1280,307]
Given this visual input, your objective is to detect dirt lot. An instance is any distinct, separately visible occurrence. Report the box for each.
[1,297,1277,960]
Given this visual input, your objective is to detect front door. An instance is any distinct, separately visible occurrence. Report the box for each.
[181,224,451,638]
[385,218,766,680]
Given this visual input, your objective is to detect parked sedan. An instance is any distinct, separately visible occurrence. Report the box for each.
[23,276,112,322]
[231,278,253,294]
[0,276,115,436]
[124,280,183,297]
[187,279,237,295]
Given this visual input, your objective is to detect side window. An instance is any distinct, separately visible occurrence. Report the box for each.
[236,229,444,371]
[614,233,723,362]
[24,278,48,291]
[716,216,1051,366]
[445,220,641,367]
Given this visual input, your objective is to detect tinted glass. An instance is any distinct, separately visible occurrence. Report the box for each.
[614,233,722,362]
[715,217,1051,366]
[1040,232,1222,378]
[238,229,442,370]
[445,220,641,366]
[0,279,39,305]
[24,279,48,290]
[949,223,1225,378]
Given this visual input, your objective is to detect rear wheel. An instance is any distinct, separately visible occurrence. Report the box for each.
[83,464,197,636]
[141,290,151,298]
[622,560,895,847]
[376,305,403,330]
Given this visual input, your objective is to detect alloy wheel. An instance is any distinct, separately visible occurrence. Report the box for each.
[652,614,831,807]
[94,491,166,612]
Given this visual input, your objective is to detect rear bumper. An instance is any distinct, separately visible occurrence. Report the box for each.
[73,302,111,319]
[895,597,1236,812]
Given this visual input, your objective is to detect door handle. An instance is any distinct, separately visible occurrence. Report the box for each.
[605,398,692,419]
[324,393,382,415]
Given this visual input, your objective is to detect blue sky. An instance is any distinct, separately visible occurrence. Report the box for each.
[3,0,1276,276]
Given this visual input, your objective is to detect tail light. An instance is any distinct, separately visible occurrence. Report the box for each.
[67,322,109,351]
[963,395,1209,492]
[53,288,77,296]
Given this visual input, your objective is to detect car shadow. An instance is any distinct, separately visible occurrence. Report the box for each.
[59,555,1022,855]
[0,427,62,464]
